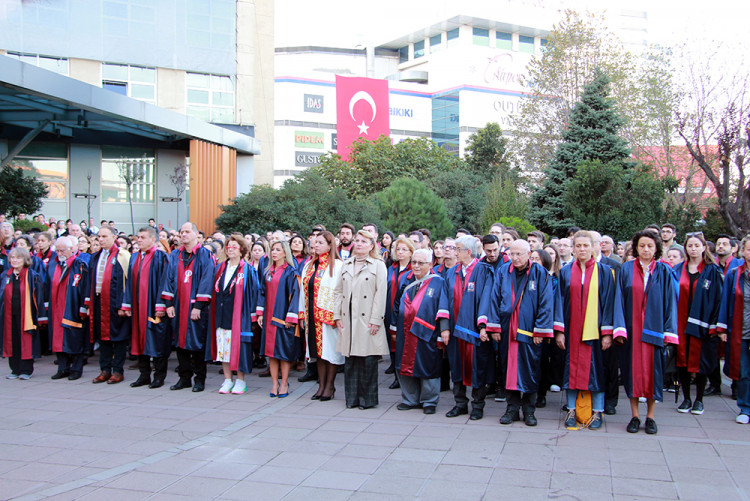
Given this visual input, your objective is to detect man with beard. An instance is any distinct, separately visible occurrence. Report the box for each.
[337,223,355,260]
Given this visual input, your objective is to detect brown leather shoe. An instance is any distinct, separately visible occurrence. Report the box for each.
[107,373,124,384]
[92,371,111,384]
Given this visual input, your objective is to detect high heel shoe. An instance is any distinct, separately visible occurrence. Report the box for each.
[278,385,289,398]
[311,394,321,400]
[320,389,335,401]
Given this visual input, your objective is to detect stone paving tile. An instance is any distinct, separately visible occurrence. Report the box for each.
[488,466,552,488]
[433,464,493,483]
[219,480,294,501]
[418,478,487,500]
[550,471,613,492]
[320,456,383,474]
[283,486,354,500]
[372,459,437,478]
[103,470,182,492]
[267,451,332,469]
[482,484,548,500]
[0,478,52,499]
[189,460,258,481]
[359,473,425,496]
[42,486,100,501]
[300,469,369,490]
[612,477,679,499]
[245,465,315,485]
[610,461,672,481]
[159,475,237,497]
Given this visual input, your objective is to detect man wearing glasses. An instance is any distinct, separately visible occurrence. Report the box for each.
[661,223,684,254]
[437,236,496,420]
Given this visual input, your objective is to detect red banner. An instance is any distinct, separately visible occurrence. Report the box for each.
[336,75,390,160]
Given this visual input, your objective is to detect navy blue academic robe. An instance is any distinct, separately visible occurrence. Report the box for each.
[257,262,300,362]
[438,259,496,388]
[672,262,723,374]
[211,261,258,373]
[717,263,748,381]
[613,260,678,401]
[482,261,554,394]
[392,274,444,379]
[46,255,90,354]
[0,268,45,359]
[161,246,214,354]
[386,263,412,352]
[553,260,615,392]
[85,246,131,343]
[123,247,170,358]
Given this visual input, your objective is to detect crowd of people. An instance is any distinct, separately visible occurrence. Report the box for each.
[1,215,749,434]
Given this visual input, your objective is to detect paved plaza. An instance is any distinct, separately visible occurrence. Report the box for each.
[0,355,748,501]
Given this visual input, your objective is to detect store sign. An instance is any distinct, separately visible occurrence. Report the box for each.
[295,130,325,149]
[295,151,323,167]
[331,133,337,149]
[483,53,523,87]
[304,94,324,113]
[389,107,414,118]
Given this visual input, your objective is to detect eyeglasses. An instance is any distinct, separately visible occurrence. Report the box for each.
[411,261,430,266]
[443,245,456,250]
[686,232,704,239]
[455,247,468,253]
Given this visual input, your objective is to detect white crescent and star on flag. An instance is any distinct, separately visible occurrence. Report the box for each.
[348,91,377,136]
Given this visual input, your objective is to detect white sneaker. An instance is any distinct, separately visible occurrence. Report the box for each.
[219,379,234,394]
[550,385,561,392]
[18,374,31,380]
[638,397,647,403]
[231,380,247,394]
[6,374,18,379]
[736,414,750,424]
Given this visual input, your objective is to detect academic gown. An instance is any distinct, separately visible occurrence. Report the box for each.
[392,274,444,379]
[161,246,214,354]
[258,262,300,361]
[0,268,45,359]
[122,247,170,358]
[672,261,723,374]
[613,260,678,401]
[720,257,743,277]
[553,259,616,392]
[36,249,56,269]
[717,263,749,381]
[211,261,258,372]
[438,259,496,388]
[85,246,131,343]
[482,261,554,394]
[46,255,89,354]
[386,263,412,352]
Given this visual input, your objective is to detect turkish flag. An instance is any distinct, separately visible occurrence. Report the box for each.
[336,75,390,160]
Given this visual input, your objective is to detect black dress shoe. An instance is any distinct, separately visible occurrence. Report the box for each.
[258,369,271,378]
[535,396,546,408]
[67,372,82,381]
[192,382,205,392]
[644,417,657,435]
[130,377,151,387]
[389,378,400,389]
[397,403,419,411]
[626,416,641,433]
[524,412,537,426]
[310,394,322,400]
[445,406,468,418]
[499,410,520,425]
[704,385,722,397]
[148,379,164,389]
[50,370,70,380]
[298,369,318,382]
[359,405,374,410]
[170,379,191,390]
[384,363,395,375]
[604,404,617,415]
[470,409,484,420]
[423,406,436,415]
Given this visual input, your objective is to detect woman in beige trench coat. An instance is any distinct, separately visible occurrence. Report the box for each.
[334,229,389,409]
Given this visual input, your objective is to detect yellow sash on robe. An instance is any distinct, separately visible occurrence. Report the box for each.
[581,264,599,342]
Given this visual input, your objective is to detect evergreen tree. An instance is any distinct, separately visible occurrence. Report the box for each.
[464,122,511,181]
[0,165,48,218]
[529,69,633,236]
[377,177,453,238]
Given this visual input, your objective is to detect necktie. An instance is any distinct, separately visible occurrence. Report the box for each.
[96,249,108,294]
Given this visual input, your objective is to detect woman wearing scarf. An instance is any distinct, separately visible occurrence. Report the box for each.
[0,248,45,379]
[334,230,388,409]
[299,231,344,400]
[671,233,722,416]
[614,230,678,435]
[554,231,617,429]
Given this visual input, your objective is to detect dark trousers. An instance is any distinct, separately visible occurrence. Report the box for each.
[603,346,619,408]
[538,341,564,397]
[344,355,379,407]
[9,356,33,375]
[99,340,128,374]
[506,390,537,415]
[138,354,168,381]
[453,383,488,410]
[56,352,84,374]
[176,348,207,384]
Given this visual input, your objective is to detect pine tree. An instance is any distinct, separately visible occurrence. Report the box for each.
[377,177,453,238]
[528,68,632,236]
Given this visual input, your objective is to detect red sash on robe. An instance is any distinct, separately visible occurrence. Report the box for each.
[453,259,477,387]
[89,245,120,342]
[568,258,596,389]
[51,255,77,352]
[263,263,286,358]
[176,248,196,349]
[3,268,35,359]
[389,263,411,349]
[676,261,705,372]
[400,278,432,377]
[631,260,657,399]
[210,261,249,371]
[506,262,531,391]
[130,246,157,356]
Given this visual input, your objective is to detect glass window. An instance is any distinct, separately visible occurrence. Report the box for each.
[6,51,69,76]
[519,35,535,53]
[540,38,548,52]
[447,28,459,47]
[430,34,442,53]
[399,46,409,63]
[473,27,489,46]
[414,40,425,59]
[101,63,157,104]
[7,141,68,201]
[496,31,512,50]
[186,73,235,123]
[101,147,156,204]
[432,94,460,157]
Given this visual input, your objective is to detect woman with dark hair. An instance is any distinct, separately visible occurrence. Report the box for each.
[530,248,553,274]
[78,235,92,254]
[0,247,45,379]
[15,235,45,277]
[289,233,310,271]
[248,239,269,369]
[432,240,445,268]
[211,233,258,395]
[257,240,300,398]
[614,230,678,435]
[299,231,344,400]
[380,231,395,267]
[671,232,723,415]
[544,244,562,277]
[34,232,56,267]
